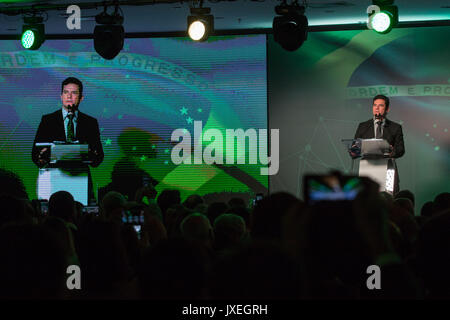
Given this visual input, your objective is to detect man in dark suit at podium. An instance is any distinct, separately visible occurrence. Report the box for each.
[32,77,104,203]
[354,94,405,193]
[32,77,104,168]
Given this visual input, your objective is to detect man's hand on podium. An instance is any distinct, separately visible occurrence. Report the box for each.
[89,148,99,157]
[388,144,394,157]
[38,147,49,167]
[349,144,359,158]
[88,148,99,162]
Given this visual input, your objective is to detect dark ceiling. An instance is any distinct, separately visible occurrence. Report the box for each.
[0,0,449,36]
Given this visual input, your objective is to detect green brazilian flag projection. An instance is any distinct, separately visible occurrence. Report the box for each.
[0,35,268,202]
[269,26,450,211]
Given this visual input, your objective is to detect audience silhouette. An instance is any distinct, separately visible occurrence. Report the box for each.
[0,167,449,300]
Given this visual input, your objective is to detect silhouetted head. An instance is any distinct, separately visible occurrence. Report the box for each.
[379,191,394,204]
[225,205,251,231]
[183,194,204,210]
[228,197,246,209]
[389,201,419,245]
[101,191,127,224]
[434,192,450,215]
[395,190,415,207]
[421,201,434,218]
[394,197,415,216]
[213,213,247,251]
[157,189,181,216]
[206,202,228,226]
[180,213,214,248]
[48,191,75,223]
[0,168,28,200]
[164,204,190,239]
[0,194,33,228]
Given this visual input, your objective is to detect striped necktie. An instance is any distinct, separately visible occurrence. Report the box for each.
[67,113,75,142]
[376,121,382,139]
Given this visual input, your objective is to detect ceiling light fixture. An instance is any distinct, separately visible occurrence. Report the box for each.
[368,0,398,34]
[187,3,214,42]
[93,5,124,60]
[273,0,308,52]
[21,16,45,50]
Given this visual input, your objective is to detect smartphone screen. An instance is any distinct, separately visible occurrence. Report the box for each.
[123,209,144,240]
[83,206,99,215]
[143,176,150,187]
[40,201,49,215]
[133,225,141,239]
[304,175,362,205]
[253,193,264,206]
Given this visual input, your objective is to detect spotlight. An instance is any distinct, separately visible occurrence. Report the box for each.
[273,2,308,52]
[21,16,45,50]
[368,0,398,34]
[94,6,124,60]
[187,7,214,41]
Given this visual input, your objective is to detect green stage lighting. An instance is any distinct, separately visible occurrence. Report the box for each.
[371,12,391,32]
[21,17,45,50]
[368,1,398,34]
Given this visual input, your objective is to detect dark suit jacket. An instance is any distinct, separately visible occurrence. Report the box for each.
[32,109,104,167]
[354,118,405,159]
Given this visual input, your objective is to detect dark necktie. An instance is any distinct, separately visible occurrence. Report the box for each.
[67,113,75,142]
[376,121,382,139]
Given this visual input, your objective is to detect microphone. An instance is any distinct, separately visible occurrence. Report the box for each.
[67,104,78,115]
[375,112,384,120]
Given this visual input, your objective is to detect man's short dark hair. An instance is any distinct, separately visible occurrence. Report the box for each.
[373,94,389,109]
[61,77,83,96]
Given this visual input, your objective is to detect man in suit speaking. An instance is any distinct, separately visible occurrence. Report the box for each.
[32,77,104,168]
[354,94,405,193]
[32,77,104,204]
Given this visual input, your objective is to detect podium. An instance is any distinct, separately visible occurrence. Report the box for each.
[36,142,92,206]
[342,138,396,194]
